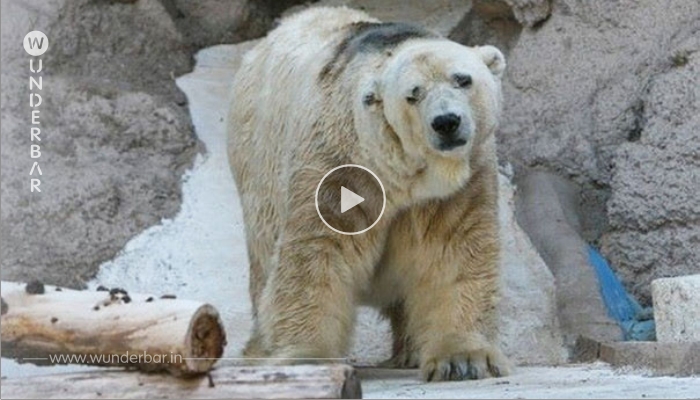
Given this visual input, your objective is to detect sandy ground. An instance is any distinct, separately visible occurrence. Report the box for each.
[2,44,700,398]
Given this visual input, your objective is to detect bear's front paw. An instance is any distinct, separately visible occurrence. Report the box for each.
[421,345,510,382]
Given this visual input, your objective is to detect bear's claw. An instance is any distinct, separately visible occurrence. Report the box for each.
[422,347,510,382]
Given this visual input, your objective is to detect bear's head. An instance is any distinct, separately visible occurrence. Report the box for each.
[358,40,505,164]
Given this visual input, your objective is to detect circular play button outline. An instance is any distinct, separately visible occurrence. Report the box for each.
[315,164,386,235]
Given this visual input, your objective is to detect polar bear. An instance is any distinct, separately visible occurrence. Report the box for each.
[227,7,509,381]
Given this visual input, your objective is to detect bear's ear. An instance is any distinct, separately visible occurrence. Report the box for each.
[476,45,506,78]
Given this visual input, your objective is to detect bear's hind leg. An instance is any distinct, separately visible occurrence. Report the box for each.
[379,301,420,368]
[242,235,273,360]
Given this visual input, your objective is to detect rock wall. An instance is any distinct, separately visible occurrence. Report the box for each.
[0,0,314,288]
[483,0,700,304]
[1,0,196,288]
[167,0,314,47]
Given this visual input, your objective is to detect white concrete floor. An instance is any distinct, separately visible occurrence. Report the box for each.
[359,364,700,399]
[2,44,700,399]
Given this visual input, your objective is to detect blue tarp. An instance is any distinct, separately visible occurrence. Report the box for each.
[587,246,656,341]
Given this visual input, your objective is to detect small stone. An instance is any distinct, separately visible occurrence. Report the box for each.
[25,280,45,295]
[109,287,128,296]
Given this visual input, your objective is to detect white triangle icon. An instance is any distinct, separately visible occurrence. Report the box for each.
[341,186,365,214]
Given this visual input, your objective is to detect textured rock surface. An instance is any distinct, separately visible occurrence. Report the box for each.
[168,0,314,47]
[503,0,551,27]
[602,34,700,303]
[652,275,700,343]
[0,0,198,288]
[456,0,700,304]
[497,171,567,365]
[285,0,473,36]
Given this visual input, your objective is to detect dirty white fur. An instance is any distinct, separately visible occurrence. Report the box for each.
[227,6,510,381]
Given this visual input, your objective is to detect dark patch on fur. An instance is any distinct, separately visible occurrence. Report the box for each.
[319,21,437,83]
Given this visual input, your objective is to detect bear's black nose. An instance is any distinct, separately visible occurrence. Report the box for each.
[431,113,461,137]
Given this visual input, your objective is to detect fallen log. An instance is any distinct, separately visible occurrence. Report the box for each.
[0,280,226,376]
[0,364,362,399]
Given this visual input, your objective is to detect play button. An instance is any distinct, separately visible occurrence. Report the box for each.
[315,164,386,235]
[341,186,364,213]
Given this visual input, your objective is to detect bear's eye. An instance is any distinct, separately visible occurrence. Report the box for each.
[363,92,379,107]
[406,86,422,104]
[453,73,473,88]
